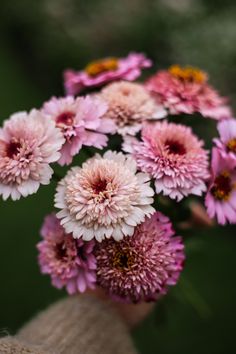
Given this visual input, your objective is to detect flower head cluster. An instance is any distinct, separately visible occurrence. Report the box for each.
[37,214,97,294]
[3,53,236,305]
[95,212,185,303]
[146,65,232,120]
[64,52,152,95]
[99,81,166,135]
[0,110,64,200]
[126,121,209,201]
[42,95,115,165]
[55,151,154,242]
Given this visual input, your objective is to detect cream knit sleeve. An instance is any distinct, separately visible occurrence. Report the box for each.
[0,295,138,354]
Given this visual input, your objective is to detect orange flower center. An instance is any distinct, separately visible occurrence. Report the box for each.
[227,138,236,154]
[169,65,207,84]
[85,58,118,76]
[211,171,233,201]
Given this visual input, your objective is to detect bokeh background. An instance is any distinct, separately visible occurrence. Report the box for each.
[0,1,236,353]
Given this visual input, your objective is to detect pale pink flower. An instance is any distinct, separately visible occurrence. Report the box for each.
[37,214,97,294]
[146,65,232,120]
[100,81,166,136]
[55,151,155,242]
[42,95,115,165]
[95,212,185,303]
[64,52,152,95]
[0,110,64,200]
[128,121,209,201]
[214,118,236,162]
[205,148,236,225]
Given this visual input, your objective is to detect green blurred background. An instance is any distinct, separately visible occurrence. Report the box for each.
[0,1,236,353]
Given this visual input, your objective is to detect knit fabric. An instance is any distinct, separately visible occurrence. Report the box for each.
[0,295,138,354]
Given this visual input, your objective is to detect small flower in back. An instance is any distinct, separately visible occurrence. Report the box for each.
[0,110,64,200]
[42,95,116,165]
[95,212,185,303]
[146,65,232,120]
[37,214,97,294]
[214,118,236,162]
[127,121,209,201]
[55,151,155,242]
[64,52,152,95]
[205,148,236,225]
[100,81,166,136]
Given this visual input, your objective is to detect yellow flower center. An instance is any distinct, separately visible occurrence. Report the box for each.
[227,138,236,154]
[85,58,118,77]
[169,65,207,84]
[211,171,233,201]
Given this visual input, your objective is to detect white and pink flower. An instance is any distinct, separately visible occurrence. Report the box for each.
[100,81,166,136]
[0,110,64,200]
[55,151,155,242]
[42,95,115,165]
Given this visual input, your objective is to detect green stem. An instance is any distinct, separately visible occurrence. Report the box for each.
[178,276,211,319]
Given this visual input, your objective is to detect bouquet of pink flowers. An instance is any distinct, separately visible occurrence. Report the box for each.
[1,52,235,304]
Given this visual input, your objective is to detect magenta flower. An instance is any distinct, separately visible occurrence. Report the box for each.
[37,214,97,294]
[55,151,155,242]
[214,118,236,162]
[95,212,185,303]
[64,52,152,95]
[42,95,116,165]
[100,81,166,136]
[205,148,236,225]
[127,121,209,201]
[0,110,64,200]
[146,65,232,120]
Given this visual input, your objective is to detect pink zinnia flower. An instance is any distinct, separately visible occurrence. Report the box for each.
[127,121,209,201]
[55,151,155,242]
[64,52,152,95]
[95,212,185,303]
[37,213,97,294]
[205,148,236,225]
[214,118,236,162]
[0,110,64,200]
[100,81,166,136]
[42,95,115,165]
[146,65,232,120]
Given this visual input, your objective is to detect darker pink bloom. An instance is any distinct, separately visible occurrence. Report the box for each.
[42,95,115,165]
[64,53,152,95]
[95,212,185,303]
[37,214,97,294]
[146,65,232,120]
[205,148,236,225]
[126,121,209,201]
